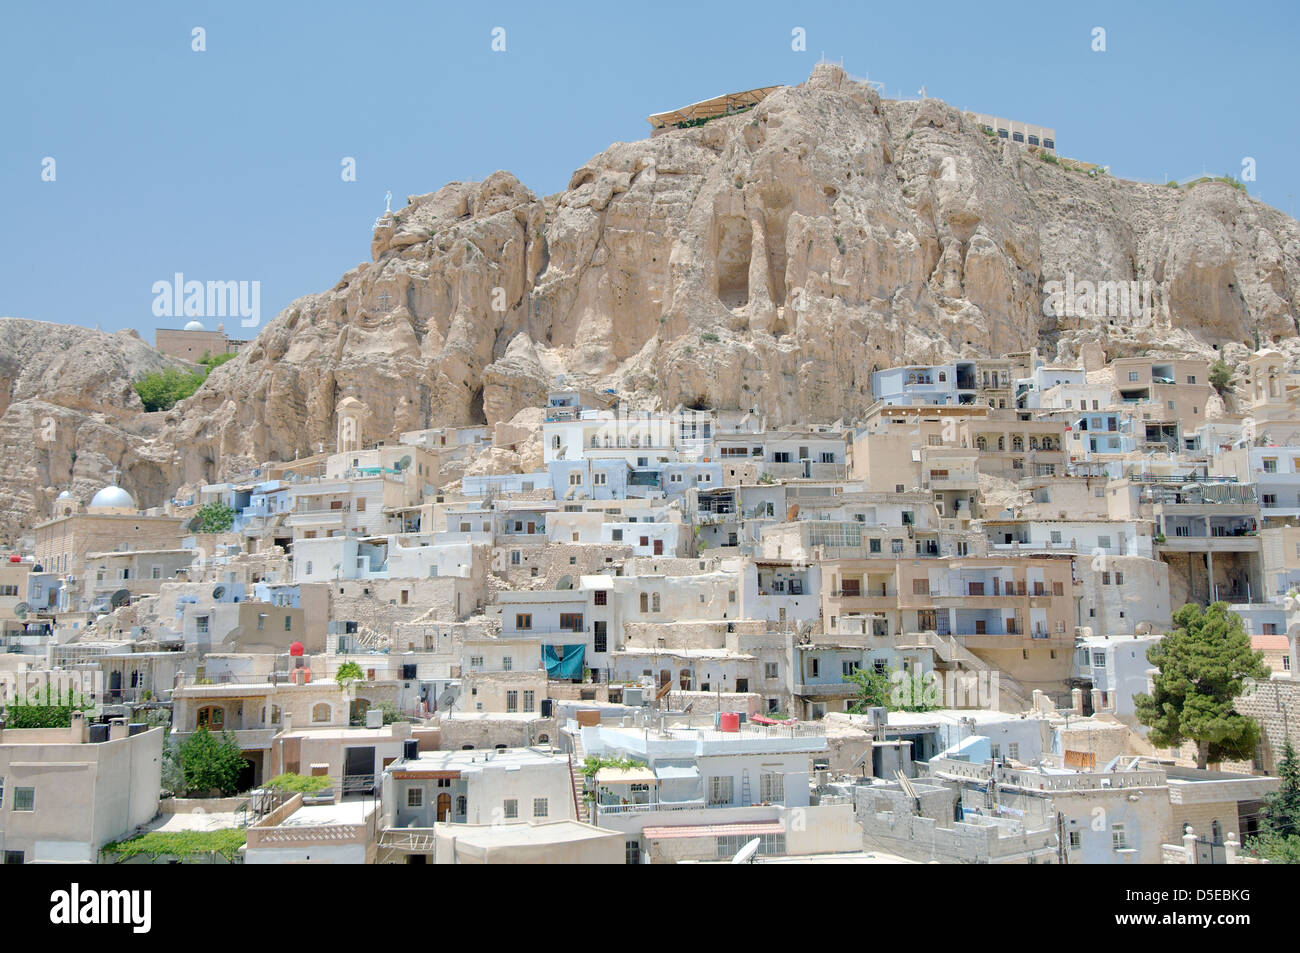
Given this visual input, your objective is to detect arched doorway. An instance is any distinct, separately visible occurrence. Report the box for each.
[437,793,451,821]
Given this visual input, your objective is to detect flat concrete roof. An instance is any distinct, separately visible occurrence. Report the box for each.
[439,819,617,846]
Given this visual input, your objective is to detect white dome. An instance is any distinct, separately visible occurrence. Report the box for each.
[184,320,206,332]
[89,485,135,510]
[56,490,73,500]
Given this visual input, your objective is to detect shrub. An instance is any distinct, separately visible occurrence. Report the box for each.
[701,332,720,343]
[179,727,246,796]
[192,499,236,534]
[1210,359,1232,394]
[134,368,205,412]
[104,829,246,861]
[265,772,334,795]
[335,661,364,685]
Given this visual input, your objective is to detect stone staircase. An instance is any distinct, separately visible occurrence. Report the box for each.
[568,729,589,823]
[922,632,1033,713]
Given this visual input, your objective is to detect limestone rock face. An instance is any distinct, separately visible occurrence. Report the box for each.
[5,64,1300,536]
[0,320,188,542]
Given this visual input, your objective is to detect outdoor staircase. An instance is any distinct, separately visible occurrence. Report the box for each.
[924,632,1034,713]
[568,730,589,823]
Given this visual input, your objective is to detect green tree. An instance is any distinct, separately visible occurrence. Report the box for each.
[179,727,246,796]
[133,367,206,412]
[1260,740,1300,837]
[845,666,892,713]
[1209,359,1232,395]
[335,661,364,686]
[1133,602,1270,769]
[192,499,236,534]
[1246,743,1300,862]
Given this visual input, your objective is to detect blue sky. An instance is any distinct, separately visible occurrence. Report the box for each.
[2,0,1297,339]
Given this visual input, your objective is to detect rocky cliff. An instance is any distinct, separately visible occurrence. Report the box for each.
[5,63,1300,536]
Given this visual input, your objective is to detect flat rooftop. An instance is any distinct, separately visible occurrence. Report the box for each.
[440,819,618,847]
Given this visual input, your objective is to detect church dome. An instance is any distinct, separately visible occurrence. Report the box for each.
[184,319,206,332]
[56,490,73,500]
[89,485,136,510]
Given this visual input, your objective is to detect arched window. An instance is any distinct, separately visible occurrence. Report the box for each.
[1012,435,1024,452]
[976,437,986,452]
[461,744,475,750]
[311,703,331,723]
[196,706,224,730]
[679,668,692,690]
[537,734,549,745]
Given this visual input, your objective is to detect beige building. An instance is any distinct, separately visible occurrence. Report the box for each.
[32,485,186,613]
[0,715,163,863]
[154,322,244,363]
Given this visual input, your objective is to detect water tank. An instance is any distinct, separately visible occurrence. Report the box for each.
[128,722,148,737]
[719,712,740,732]
[623,687,644,707]
[540,698,553,718]
[88,724,110,743]
[403,738,420,761]
[365,708,383,729]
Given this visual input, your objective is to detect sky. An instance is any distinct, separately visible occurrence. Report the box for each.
[2,0,1298,340]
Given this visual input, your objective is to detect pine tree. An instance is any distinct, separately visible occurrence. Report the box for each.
[1261,740,1300,838]
[1133,602,1270,769]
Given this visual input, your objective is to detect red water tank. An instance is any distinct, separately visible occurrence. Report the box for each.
[719,712,740,732]
[302,670,312,682]
[7,554,20,562]
[289,641,304,657]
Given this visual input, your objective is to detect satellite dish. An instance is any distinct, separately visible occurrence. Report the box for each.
[13,602,28,620]
[731,838,761,864]
[213,585,227,600]
[395,455,412,471]
[109,589,131,610]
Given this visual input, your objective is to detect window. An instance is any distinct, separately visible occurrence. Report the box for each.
[593,621,607,653]
[1068,831,1081,849]
[913,578,929,595]
[502,656,513,671]
[1008,743,1019,760]
[284,615,292,631]
[407,787,423,808]
[593,472,607,486]
[568,472,583,486]
[810,658,820,678]
[765,662,779,680]
[841,660,859,677]
[515,613,532,630]
[312,703,331,722]
[560,613,584,631]
[759,771,783,804]
[1263,458,1278,473]
[196,616,209,635]
[1092,651,1107,667]
[510,550,521,566]
[196,706,224,730]
[1115,571,1124,586]
[593,589,607,606]
[707,776,734,806]
[504,799,518,819]
[1050,531,1062,544]
[506,691,518,713]
[533,797,549,818]
[869,538,881,554]
[1101,571,1111,585]
[13,787,35,812]
[3,850,23,864]
[1112,824,1129,850]
[1128,372,1139,382]
[651,593,661,613]
[523,690,535,712]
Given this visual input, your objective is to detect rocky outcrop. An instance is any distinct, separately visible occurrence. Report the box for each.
[0,320,188,542]
[5,64,1300,536]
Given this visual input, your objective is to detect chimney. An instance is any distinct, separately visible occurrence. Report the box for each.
[282,711,293,736]
[109,717,128,742]
[70,710,88,744]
